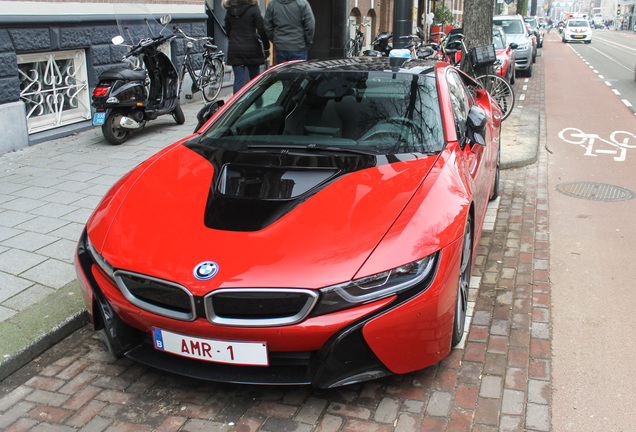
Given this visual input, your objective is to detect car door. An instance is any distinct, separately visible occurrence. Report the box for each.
[445,69,490,226]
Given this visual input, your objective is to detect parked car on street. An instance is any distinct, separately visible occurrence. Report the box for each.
[75,56,502,389]
[562,19,593,44]
[493,25,517,84]
[524,16,544,48]
[494,15,535,77]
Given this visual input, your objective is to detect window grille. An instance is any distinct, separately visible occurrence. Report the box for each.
[18,49,90,134]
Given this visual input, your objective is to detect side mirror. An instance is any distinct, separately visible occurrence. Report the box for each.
[160,15,172,26]
[509,42,518,50]
[111,35,125,46]
[466,105,488,146]
[194,99,224,133]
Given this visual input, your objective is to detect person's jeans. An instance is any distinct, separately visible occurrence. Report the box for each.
[232,65,261,94]
[274,49,308,64]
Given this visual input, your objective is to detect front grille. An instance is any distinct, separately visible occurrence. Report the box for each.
[114,271,196,321]
[205,288,319,327]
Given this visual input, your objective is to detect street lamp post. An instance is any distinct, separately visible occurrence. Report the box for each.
[393,0,414,49]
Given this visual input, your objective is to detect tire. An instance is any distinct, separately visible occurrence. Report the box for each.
[172,104,185,125]
[525,62,533,77]
[477,74,515,121]
[490,147,500,201]
[452,216,472,347]
[510,67,516,85]
[201,58,224,102]
[101,112,129,145]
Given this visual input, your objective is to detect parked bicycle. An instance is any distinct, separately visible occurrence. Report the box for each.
[437,30,515,121]
[174,27,225,102]
[345,23,366,57]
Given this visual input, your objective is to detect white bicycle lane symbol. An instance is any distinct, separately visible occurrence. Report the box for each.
[558,128,636,162]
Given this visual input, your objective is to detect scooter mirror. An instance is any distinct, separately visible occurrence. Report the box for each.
[112,35,125,45]
[160,15,172,26]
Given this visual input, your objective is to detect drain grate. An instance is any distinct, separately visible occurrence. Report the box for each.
[556,182,636,202]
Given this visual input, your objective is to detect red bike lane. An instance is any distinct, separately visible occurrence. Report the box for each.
[543,31,636,431]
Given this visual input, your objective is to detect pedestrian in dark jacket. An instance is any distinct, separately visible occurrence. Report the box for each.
[264,0,315,64]
[223,0,269,94]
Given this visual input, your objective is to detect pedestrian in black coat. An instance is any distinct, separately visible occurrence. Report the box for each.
[223,0,269,93]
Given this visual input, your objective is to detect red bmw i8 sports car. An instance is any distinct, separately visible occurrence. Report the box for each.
[75,56,501,388]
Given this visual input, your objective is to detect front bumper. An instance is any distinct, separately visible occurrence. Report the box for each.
[75,229,460,388]
[513,47,532,70]
[564,32,591,42]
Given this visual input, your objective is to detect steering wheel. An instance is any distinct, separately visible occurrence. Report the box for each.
[360,117,419,143]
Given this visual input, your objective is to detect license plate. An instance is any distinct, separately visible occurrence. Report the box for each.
[152,328,268,366]
[573,35,584,39]
[93,112,106,125]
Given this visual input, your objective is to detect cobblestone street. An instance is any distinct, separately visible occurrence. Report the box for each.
[0,150,552,432]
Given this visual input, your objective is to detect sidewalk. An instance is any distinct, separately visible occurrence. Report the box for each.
[0,88,540,381]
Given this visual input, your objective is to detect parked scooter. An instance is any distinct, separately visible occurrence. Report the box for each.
[363,32,393,56]
[92,14,184,145]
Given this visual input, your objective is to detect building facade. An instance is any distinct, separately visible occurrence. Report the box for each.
[1,0,431,154]
[0,0,211,153]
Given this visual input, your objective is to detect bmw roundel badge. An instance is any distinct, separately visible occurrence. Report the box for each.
[193,261,219,281]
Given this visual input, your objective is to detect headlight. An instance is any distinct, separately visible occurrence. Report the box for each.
[86,237,116,281]
[312,253,439,316]
[517,42,529,50]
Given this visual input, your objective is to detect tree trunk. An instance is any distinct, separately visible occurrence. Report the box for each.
[463,0,495,49]
[462,0,495,75]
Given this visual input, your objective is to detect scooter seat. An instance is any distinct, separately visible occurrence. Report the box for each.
[99,67,147,82]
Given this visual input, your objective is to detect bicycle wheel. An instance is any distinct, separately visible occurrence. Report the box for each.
[476,74,515,121]
[201,58,224,102]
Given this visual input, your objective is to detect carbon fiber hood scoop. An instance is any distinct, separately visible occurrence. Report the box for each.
[185,143,378,231]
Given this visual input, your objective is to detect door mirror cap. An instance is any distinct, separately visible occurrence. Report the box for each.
[467,105,488,146]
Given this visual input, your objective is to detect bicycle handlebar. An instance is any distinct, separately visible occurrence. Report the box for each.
[174,27,213,44]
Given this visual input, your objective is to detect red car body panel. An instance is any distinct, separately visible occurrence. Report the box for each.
[363,236,462,373]
[93,145,439,291]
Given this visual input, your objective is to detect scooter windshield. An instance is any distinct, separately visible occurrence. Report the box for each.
[113,3,171,45]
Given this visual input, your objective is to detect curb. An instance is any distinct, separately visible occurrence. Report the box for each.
[0,281,88,381]
[501,107,540,170]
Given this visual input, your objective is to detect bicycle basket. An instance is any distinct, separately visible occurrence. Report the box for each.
[470,44,496,67]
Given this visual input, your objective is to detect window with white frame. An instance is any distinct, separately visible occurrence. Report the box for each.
[18,49,90,134]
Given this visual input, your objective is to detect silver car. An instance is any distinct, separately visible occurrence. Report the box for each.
[493,15,534,77]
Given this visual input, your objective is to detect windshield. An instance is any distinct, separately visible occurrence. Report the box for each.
[494,19,524,34]
[113,2,172,45]
[198,70,445,155]
[568,20,589,27]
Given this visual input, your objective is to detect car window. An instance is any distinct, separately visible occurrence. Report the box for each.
[200,70,445,155]
[524,18,538,28]
[446,70,471,143]
[493,31,505,50]
[244,81,284,115]
[494,19,524,34]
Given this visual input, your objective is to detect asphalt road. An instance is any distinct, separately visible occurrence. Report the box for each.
[563,29,636,114]
[544,28,636,431]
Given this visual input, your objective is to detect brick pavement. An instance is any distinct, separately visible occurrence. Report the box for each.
[0,56,550,431]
